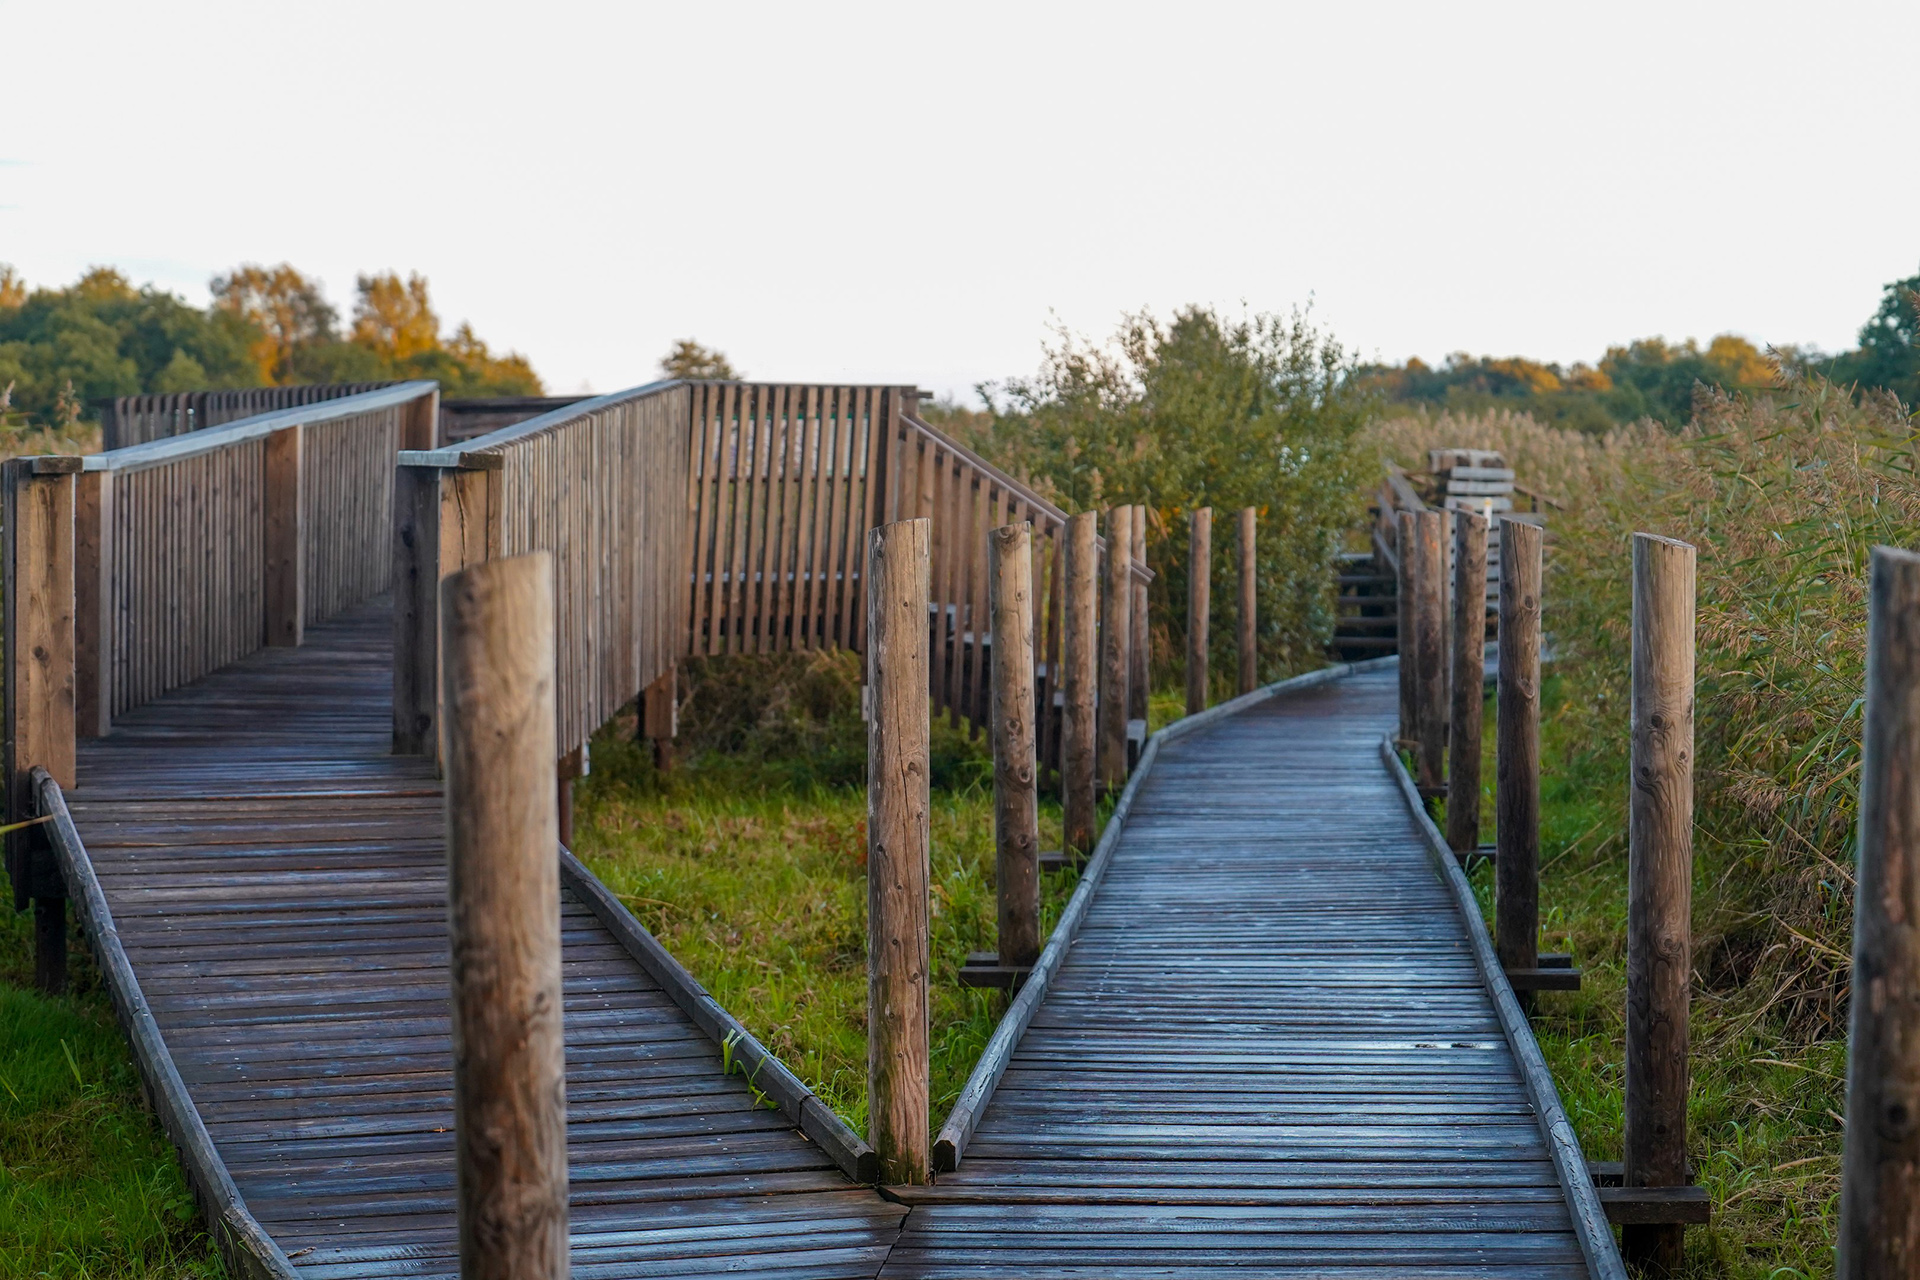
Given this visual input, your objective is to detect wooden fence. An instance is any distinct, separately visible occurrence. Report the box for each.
[98,383,394,451]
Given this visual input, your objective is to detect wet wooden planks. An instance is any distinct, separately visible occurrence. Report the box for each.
[67,600,901,1279]
[882,670,1588,1279]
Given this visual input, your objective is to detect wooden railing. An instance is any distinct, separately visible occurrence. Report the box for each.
[98,383,395,451]
[393,381,688,764]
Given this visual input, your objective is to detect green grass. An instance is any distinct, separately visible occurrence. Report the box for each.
[0,900,224,1278]
[573,715,1099,1139]
[1440,676,1841,1279]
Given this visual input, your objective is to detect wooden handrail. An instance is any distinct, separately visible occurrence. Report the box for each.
[86,381,438,472]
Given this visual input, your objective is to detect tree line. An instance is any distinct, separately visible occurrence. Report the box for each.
[0,262,542,429]
[1360,267,1920,431]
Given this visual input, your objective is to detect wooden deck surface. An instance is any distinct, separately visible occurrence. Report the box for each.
[883,670,1591,1278]
[65,602,903,1279]
[57,606,1603,1277]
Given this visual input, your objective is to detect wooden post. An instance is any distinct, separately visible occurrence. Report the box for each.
[556,747,586,849]
[1186,507,1211,716]
[867,517,931,1186]
[1397,509,1417,745]
[1098,505,1133,790]
[263,424,304,647]
[1061,512,1098,858]
[1413,510,1448,792]
[1495,519,1542,981]
[1128,505,1149,724]
[393,461,491,758]
[1236,506,1257,694]
[3,459,78,994]
[402,386,441,452]
[73,470,110,738]
[1841,545,1920,1278]
[1624,531,1696,1274]
[1446,511,1489,854]
[439,551,569,1280]
[989,523,1040,968]
[642,665,677,772]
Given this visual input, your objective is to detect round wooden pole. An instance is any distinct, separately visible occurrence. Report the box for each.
[1841,545,1920,1278]
[1128,506,1149,725]
[1186,507,1211,716]
[1495,519,1542,980]
[1414,509,1449,792]
[866,517,931,1185]
[1098,505,1133,790]
[989,523,1040,968]
[1446,511,1489,855]
[440,552,569,1280]
[1624,531,1696,1274]
[1061,512,1099,857]
[1237,507,1258,695]
[1397,509,1417,745]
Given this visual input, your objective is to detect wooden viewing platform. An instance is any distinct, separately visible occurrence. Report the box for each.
[3,380,1634,1277]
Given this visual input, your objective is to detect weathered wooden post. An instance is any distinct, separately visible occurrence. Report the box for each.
[1447,510,1489,854]
[3,457,79,994]
[1624,531,1696,1273]
[989,523,1039,969]
[1061,512,1099,858]
[393,457,493,758]
[1186,506,1211,716]
[264,424,305,647]
[1129,505,1149,729]
[73,469,111,739]
[867,517,931,1185]
[1237,506,1258,695]
[440,552,569,1280]
[1841,544,1920,1278]
[1098,505,1133,790]
[1397,509,1417,746]
[642,666,677,771]
[1413,509,1448,792]
[556,747,586,849]
[1495,519,1542,980]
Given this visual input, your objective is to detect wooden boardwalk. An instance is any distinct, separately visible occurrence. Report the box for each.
[57,602,903,1279]
[42,608,1617,1277]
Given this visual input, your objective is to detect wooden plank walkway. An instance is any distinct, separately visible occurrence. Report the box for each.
[886,670,1599,1278]
[61,601,904,1279]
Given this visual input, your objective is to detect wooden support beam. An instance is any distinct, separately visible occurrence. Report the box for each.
[1841,543,1920,1278]
[263,424,304,648]
[1186,506,1211,716]
[1237,506,1257,695]
[1446,510,1488,854]
[867,517,931,1186]
[401,385,441,452]
[1624,531,1696,1275]
[1128,505,1148,724]
[1397,509,1417,744]
[556,746,586,850]
[989,523,1040,970]
[392,463,490,759]
[1495,518,1542,985]
[1098,505,1132,790]
[73,470,110,738]
[1061,512,1098,859]
[439,552,569,1279]
[1412,509,1448,792]
[642,665,677,772]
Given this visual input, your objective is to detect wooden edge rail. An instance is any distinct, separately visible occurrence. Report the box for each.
[82,381,439,472]
[557,848,878,1184]
[30,768,297,1280]
[1377,738,1630,1280]
[412,378,684,465]
[932,657,1394,1173]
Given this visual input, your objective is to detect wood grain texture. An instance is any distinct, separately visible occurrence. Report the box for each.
[1496,519,1542,979]
[4,463,77,848]
[1237,507,1257,695]
[1624,532,1695,1273]
[1062,512,1099,856]
[990,523,1041,968]
[440,554,568,1280]
[1099,505,1133,789]
[263,426,305,648]
[867,519,932,1185]
[1413,510,1448,791]
[1129,506,1149,723]
[1447,512,1489,854]
[1842,545,1920,1279]
[74,470,110,738]
[1187,507,1211,716]
[1397,510,1417,743]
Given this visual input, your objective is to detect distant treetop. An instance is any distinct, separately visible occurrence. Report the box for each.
[660,339,739,381]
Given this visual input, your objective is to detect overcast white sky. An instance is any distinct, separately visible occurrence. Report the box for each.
[4,1,1916,401]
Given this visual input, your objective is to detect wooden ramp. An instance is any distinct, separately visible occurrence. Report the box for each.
[53,601,903,1279]
[893,669,1620,1279]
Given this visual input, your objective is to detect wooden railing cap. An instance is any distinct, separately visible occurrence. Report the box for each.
[397,448,505,471]
[84,381,439,472]
[25,455,83,475]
